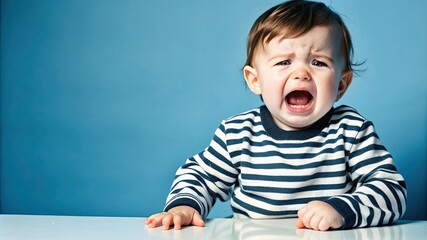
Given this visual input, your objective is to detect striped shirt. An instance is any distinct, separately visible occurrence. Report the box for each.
[164,105,407,229]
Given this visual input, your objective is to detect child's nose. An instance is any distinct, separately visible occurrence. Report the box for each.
[291,67,311,81]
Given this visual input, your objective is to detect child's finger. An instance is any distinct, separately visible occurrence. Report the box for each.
[173,214,185,230]
[147,213,164,229]
[297,206,307,219]
[146,213,162,223]
[309,214,322,231]
[146,213,165,228]
[298,209,315,229]
[318,217,331,231]
[192,211,205,227]
[296,219,305,229]
[161,214,174,230]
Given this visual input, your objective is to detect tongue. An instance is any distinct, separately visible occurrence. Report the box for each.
[287,91,311,105]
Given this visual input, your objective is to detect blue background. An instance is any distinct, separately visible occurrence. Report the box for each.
[1,0,426,220]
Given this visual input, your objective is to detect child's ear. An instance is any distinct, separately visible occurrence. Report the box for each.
[336,70,353,101]
[243,65,262,95]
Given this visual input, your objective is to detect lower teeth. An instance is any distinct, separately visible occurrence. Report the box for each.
[289,104,309,109]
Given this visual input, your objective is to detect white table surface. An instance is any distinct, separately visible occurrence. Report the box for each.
[1,214,426,240]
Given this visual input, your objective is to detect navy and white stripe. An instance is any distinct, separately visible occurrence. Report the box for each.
[164,105,407,229]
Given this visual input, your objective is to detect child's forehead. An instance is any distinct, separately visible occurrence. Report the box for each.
[262,25,342,53]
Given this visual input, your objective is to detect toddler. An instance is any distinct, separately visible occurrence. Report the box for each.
[145,0,407,231]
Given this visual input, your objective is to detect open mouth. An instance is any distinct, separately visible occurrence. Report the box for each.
[285,90,313,109]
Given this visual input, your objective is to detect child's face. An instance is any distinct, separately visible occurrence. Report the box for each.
[244,25,352,130]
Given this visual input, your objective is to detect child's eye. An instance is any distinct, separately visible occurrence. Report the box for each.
[312,59,328,67]
[276,60,291,66]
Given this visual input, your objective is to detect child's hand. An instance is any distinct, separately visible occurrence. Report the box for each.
[296,200,344,231]
[144,206,205,230]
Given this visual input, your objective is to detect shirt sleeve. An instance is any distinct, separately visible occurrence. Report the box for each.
[163,122,239,218]
[325,120,407,229]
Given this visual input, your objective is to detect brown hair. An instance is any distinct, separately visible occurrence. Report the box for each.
[245,0,355,72]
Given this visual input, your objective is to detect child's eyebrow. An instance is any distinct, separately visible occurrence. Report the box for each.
[311,52,335,63]
[267,52,295,62]
[267,51,295,60]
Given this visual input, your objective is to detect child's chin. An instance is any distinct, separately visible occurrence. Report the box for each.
[283,117,316,130]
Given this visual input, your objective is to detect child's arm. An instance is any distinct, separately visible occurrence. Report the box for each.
[144,206,205,230]
[155,122,238,226]
[318,120,407,229]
